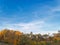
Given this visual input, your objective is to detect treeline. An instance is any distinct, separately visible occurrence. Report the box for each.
[0,29,60,45]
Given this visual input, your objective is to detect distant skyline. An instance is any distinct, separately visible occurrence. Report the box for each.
[0,0,60,34]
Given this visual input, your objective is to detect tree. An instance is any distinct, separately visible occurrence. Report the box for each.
[19,34,32,45]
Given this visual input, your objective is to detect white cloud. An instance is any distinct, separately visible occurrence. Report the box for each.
[1,19,58,34]
[52,6,60,12]
[13,20,45,30]
[0,20,46,33]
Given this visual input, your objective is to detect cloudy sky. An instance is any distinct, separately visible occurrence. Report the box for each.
[0,0,60,34]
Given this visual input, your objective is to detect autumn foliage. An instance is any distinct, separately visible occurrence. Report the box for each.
[0,29,60,45]
[0,29,23,45]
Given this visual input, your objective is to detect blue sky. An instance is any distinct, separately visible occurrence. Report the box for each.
[0,0,60,34]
